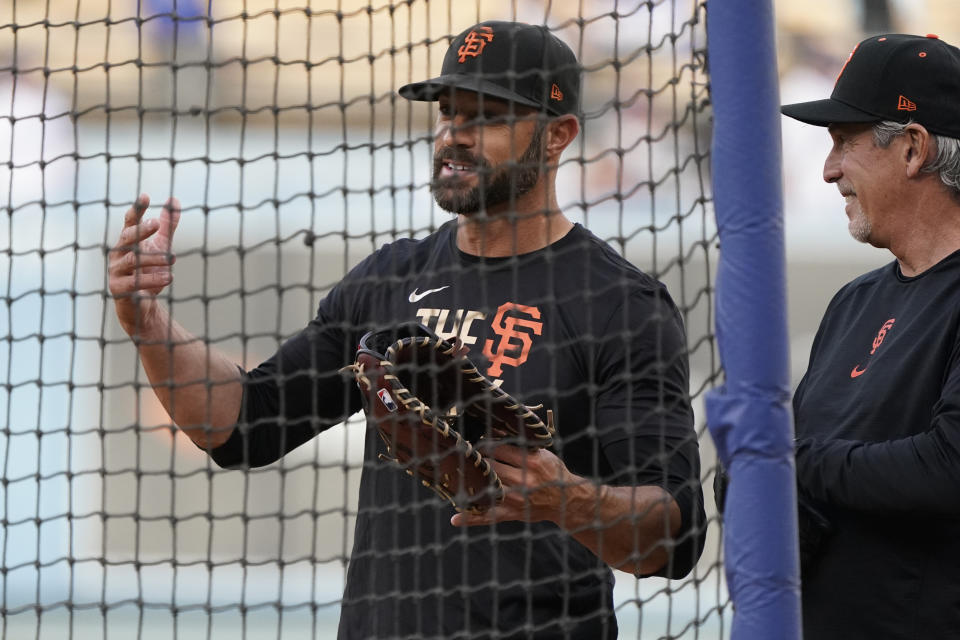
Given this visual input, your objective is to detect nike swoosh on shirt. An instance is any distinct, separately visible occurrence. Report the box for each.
[408,286,450,303]
[850,365,868,378]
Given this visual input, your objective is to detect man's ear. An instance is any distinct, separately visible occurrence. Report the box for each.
[903,123,933,179]
[545,114,580,159]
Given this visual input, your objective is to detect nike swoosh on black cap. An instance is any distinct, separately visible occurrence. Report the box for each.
[781,33,960,139]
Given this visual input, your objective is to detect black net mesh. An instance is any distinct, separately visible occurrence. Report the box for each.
[1,1,725,637]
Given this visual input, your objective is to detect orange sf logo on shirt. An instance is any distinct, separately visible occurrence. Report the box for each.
[482,303,542,377]
[850,317,895,378]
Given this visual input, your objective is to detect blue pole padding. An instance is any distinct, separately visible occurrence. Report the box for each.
[705,1,802,639]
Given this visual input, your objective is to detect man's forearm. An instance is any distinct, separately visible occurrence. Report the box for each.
[561,480,681,576]
[796,433,960,516]
[450,446,686,575]
[134,304,243,450]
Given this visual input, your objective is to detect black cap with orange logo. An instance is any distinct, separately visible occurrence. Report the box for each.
[398,21,581,117]
[781,33,960,138]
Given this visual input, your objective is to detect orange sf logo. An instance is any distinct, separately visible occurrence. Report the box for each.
[482,303,542,377]
[458,26,494,63]
[870,318,895,354]
[836,42,859,86]
[850,317,895,378]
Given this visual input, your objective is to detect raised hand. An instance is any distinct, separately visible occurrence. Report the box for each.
[108,194,181,337]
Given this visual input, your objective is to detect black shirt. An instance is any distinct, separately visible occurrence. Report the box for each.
[794,250,960,640]
[209,222,706,639]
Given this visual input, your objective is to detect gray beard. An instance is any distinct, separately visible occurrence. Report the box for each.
[848,204,872,243]
[431,124,546,215]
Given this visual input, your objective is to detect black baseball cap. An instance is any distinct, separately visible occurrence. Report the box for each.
[398,21,581,117]
[781,33,960,139]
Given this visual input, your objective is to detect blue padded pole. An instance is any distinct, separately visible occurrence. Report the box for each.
[705,2,802,639]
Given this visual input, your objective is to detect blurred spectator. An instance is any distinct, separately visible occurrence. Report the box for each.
[140,0,210,111]
[144,0,207,45]
[142,0,208,63]
[859,0,893,33]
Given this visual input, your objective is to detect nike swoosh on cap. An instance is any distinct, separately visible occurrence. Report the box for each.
[850,365,868,378]
[408,286,450,303]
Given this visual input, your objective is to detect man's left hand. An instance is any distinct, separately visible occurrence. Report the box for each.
[450,444,586,527]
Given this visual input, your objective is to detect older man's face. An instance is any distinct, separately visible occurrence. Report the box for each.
[823,122,898,245]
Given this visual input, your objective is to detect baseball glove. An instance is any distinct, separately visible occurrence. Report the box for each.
[341,322,554,512]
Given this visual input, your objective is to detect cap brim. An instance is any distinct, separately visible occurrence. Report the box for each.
[398,74,543,110]
[781,98,883,126]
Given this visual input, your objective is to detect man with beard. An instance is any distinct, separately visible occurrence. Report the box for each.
[781,34,960,639]
[108,21,705,639]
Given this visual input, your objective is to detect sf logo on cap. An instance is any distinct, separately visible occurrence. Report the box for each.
[458,26,494,63]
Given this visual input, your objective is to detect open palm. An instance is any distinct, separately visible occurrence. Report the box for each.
[108,194,181,336]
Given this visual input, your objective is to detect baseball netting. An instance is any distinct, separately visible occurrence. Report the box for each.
[0,0,725,637]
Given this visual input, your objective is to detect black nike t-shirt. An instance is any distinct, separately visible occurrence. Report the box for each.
[208,221,706,639]
[793,250,960,640]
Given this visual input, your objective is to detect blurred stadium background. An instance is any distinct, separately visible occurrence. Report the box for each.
[1,0,958,637]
